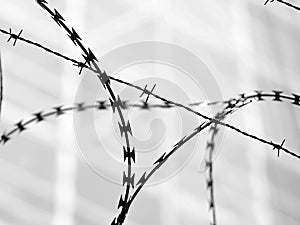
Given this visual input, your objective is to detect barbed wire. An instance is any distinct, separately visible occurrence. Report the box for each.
[33,1,135,224]
[1,91,295,225]
[2,91,297,225]
[1,27,299,164]
[1,1,300,224]
[1,89,299,224]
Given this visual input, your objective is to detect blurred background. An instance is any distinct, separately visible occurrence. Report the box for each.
[0,0,300,224]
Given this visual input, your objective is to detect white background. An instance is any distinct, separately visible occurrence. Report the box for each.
[0,0,300,225]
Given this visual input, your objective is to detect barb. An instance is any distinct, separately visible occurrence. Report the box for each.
[264,0,274,5]
[139,84,157,104]
[0,133,10,144]
[272,139,285,157]
[68,28,82,46]
[6,28,23,46]
[52,9,65,27]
